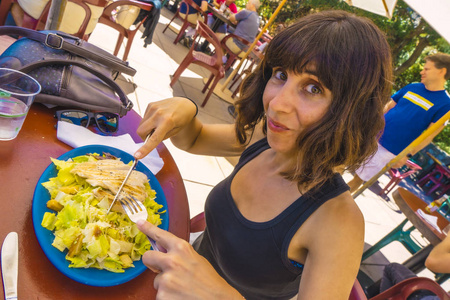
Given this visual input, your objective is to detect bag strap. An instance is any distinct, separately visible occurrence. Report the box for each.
[19,59,133,117]
[0,26,137,76]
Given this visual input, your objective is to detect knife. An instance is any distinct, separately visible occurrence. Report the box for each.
[1,232,18,300]
[106,133,152,214]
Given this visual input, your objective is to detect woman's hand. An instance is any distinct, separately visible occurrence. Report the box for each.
[137,221,244,300]
[135,97,197,159]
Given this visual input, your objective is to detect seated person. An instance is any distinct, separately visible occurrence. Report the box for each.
[216,0,261,61]
[179,0,208,44]
[207,0,237,35]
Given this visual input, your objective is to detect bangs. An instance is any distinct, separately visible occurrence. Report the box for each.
[263,12,373,95]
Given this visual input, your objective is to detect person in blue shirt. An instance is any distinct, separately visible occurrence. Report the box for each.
[347,53,450,193]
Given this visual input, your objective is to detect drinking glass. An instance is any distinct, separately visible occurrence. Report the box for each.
[0,68,41,140]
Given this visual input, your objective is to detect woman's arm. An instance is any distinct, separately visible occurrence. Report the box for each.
[425,233,450,273]
[295,193,365,299]
[135,97,246,158]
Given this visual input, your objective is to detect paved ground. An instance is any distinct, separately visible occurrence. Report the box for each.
[49,6,450,293]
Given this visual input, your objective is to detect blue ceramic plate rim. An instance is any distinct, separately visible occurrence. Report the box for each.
[32,145,169,287]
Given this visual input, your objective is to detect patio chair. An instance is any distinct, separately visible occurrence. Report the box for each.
[378,160,422,196]
[369,277,450,300]
[170,21,225,107]
[97,0,153,61]
[0,0,109,40]
[220,33,251,72]
[162,0,207,45]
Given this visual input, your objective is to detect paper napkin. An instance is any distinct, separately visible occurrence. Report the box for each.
[56,121,164,174]
[416,209,443,234]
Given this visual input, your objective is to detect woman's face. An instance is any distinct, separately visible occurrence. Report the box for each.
[262,67,332,155]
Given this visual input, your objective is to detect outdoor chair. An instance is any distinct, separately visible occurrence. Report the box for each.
[228,48,263,98]
[97,0,153,61]
[416,163,450,198]
[378,160,422,196]
[0,0,109,40]
[369,277,450,300]
[170,21,225,107]
[162,0,207,45]
[220,33,251,72]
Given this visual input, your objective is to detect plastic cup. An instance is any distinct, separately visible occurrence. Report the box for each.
[0,68,41,141]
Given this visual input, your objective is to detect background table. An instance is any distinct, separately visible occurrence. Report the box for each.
[393,188,449,273]
[0,103,190,299]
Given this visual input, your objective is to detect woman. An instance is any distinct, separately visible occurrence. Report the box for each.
[134,10,393,299]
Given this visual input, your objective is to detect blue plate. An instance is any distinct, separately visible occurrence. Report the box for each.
[32,145,169,287]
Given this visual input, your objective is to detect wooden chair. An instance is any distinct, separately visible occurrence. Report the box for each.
[170,21,225,107]
[220,33,251,72]
[369,277,450,300]
[97,0,153,61]
[162,0,207,45]
[0,0,109,40]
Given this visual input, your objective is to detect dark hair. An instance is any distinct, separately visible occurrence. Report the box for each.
[234,10,393,190]
[425,53,450,80]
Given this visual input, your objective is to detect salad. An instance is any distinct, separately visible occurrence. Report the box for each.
[40,153,165,273]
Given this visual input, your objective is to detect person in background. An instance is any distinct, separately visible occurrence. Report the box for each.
[134,10,392,299]
[347,53,450,194]
[207,0,238,35]
[216,0,261,64]
[179,0,208,46]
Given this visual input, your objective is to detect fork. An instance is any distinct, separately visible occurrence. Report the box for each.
[119,195,162,252]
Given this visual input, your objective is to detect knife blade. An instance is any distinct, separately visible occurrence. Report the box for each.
[106,133,152,214]
[1,232,18,300]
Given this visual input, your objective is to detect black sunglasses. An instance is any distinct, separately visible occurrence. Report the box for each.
[55,110,119,133]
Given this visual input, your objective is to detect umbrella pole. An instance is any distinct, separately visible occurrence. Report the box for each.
[45,0,68,30]
[220,0,288,92]
[352,110,450,199]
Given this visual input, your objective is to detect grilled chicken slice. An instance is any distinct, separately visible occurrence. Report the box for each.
[71,159,148,202]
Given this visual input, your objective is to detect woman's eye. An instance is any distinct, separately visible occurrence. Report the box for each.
[305,84,322,95]
[273,70,287,81]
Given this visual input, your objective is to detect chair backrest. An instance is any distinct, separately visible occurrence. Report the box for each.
[192,21,224,68]
[179,0,207,22]
[36,0,109,39]
[99,0,153,32]
[369,277,450,300]
[349,280,368,300]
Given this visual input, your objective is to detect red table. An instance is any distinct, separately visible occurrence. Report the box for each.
[0,103,190,299]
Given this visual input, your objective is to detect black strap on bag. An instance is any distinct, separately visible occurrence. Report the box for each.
[0,26,136,76]
[19,59,132,117]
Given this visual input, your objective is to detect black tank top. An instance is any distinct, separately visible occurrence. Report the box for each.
[193,138,349,300]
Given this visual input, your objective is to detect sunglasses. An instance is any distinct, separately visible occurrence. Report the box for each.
[55,110,119,133]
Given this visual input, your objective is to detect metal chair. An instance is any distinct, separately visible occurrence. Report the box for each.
[97,0,153,61]
[162,0,207,45]
[170,21,225,107]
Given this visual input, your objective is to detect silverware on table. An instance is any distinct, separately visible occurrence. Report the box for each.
[1,232,18,300]
[106,134,151,214]
[119,195,162,252]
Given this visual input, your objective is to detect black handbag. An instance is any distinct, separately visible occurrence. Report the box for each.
[0,26,136,116]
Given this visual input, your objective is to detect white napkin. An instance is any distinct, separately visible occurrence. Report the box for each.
[56,121,164,174]
[416,209,443,234]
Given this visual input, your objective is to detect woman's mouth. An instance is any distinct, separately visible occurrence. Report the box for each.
[268,117,289,132]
